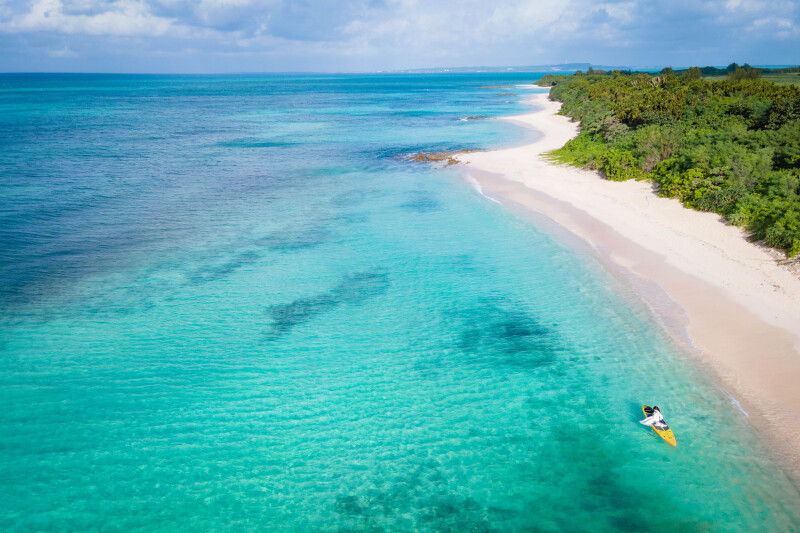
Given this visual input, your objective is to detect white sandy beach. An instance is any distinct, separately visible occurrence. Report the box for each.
[457,91,800,474]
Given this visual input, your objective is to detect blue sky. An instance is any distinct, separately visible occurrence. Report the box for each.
[1,0,798,73]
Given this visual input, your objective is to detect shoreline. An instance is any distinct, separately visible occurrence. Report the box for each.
[456,90,800,480]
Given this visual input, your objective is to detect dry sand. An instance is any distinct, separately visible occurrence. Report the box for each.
[456,90,800,476]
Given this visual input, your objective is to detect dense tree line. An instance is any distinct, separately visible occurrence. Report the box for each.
[535,69,800,256]
[553,64,800,79]
[670,63,800,77]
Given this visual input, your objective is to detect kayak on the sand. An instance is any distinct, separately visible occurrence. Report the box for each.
[641,405,677,447]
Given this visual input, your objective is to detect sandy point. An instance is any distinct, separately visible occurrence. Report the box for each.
[456,90,800,479]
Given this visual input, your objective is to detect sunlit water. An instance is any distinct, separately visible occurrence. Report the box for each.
[1,74,799,531]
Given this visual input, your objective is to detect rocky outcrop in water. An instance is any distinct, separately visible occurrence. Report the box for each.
[406,149,482,166]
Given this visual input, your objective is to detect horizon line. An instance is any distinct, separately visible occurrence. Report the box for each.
[1,63,797,76]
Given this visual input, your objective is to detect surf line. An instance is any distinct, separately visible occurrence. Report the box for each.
[465,172,502,205]
[726,390,750,418]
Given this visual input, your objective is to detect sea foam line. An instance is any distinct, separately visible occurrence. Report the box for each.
[466,173,502,205]
[726,391,749,417]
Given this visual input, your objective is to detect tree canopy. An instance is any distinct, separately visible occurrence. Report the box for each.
[535,69,800,256]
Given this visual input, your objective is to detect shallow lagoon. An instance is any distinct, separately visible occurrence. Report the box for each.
[1,73,799,531]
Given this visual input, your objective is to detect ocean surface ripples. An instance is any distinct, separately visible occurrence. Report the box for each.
[1,73,799,531]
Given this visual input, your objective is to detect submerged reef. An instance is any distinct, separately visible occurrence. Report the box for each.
[406,149,482,166]
[266,268,390,337]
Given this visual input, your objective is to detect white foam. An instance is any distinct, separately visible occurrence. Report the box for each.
[726,391,749,417]
[466,174,502,204]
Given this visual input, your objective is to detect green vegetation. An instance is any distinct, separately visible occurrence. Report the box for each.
[691,63,800,86]
[705,72,800,86]
[535,67,800,257]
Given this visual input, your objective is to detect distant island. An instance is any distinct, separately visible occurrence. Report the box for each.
[390,63,800,75]
[391,63,638,74]
[535,64,800,257]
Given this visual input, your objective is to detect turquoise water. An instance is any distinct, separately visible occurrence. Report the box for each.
[1,73,799,531]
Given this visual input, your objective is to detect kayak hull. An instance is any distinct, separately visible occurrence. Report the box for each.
[642,405,677,447]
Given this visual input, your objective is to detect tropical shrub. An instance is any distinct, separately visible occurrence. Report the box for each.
[598,149,640,181]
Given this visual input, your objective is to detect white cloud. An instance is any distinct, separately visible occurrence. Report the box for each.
[338,0,580,56]
[598,2,638,25]
[335,0,676,58]
[748,16,799,39]
[0,0,798,71]
[725,0,767,12]
[193,0,275,26]
[2,0,178,36]
[46,45,77,57]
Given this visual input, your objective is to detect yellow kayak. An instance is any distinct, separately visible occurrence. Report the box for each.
[642,405,677,447]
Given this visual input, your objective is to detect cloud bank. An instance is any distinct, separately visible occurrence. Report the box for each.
[1,0,798,72]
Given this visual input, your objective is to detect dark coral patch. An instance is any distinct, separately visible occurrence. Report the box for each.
[400,190,441,213]
[189,250,261,283]
[265,268,390,337]
[256,226,330,251]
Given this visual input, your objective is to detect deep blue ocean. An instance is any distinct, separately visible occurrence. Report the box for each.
[1,73,799,531]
